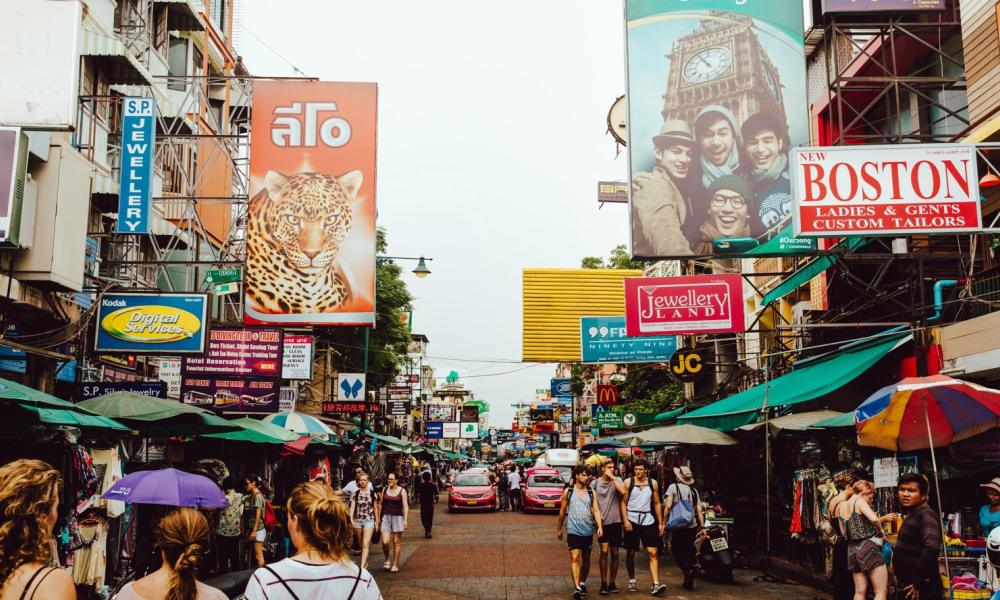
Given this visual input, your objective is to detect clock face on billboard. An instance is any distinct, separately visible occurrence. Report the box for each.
[683,47,733,83]
[760,59,780,100]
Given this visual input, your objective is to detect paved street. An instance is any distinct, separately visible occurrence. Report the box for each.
[369,504,832,600]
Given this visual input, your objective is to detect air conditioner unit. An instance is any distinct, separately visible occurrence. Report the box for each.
[0,127,29,248]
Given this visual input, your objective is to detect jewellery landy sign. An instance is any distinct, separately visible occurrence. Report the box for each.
[624,274,745,336]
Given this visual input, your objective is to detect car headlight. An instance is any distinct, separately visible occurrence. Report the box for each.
[525,493,538,500]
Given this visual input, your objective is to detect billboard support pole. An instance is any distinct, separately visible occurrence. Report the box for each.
[360,327,369,449]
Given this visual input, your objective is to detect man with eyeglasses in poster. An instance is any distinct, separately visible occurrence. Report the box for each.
[693,175,754,255]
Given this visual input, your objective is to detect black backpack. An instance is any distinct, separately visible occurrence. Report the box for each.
[627,477,658,523]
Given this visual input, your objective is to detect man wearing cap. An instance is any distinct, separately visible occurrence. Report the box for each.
[662,466,706,590]
[980,477,1000,537]
[693,105,744,190]
[693,175,753,255]
[631,120,697,256]
[741,113,792,235]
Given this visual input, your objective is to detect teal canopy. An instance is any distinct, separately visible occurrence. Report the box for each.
[653,405,689,424]
[677,333,909,431]
[810,412,856,428]
[761,256,836,306]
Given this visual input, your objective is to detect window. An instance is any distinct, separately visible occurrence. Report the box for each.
[210,0,228,37]
[153,5,169,58]
[453,476,490,487]
[167,38,188,91]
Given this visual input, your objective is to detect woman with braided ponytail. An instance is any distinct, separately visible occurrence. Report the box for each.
[0,460,74,600]
[119,507,226,600]
[246,480,383,600]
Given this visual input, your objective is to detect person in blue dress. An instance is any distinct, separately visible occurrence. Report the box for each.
[980,477,1000,537]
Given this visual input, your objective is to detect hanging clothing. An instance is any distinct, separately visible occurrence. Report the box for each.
[71,521,108,590]
[89,447,125,518]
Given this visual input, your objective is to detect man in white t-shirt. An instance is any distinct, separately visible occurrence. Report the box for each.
[508,465,522,511]
[341,466,363,496]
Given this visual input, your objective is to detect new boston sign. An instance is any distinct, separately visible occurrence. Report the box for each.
[581,316,676,364]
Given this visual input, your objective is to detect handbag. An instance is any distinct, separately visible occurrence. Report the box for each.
[664,484,696,531]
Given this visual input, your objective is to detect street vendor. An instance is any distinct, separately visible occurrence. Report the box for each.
[980,477,1000,537]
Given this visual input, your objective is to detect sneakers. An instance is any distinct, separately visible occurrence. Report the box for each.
[627,580,637,592]
[599,582,609,596]
[580,583,587,596]
[650,583,666,596]
[573,587,584,600]
[607,582,619,594]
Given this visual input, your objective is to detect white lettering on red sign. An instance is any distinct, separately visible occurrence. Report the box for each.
[271,102,352,148]
[624,274,744,337]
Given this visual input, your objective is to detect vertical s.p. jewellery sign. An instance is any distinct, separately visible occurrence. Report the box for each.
[117,97,155,234]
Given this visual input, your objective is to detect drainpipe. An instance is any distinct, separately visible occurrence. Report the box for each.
[927,279,968,322]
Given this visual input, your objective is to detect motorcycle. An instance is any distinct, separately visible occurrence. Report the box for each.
[694,517,734,584]
[108,570,254,600]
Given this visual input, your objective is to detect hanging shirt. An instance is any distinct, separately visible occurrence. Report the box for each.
[89,447,125,518]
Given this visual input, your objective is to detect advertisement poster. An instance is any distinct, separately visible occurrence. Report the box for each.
[182,328,283,377]
[245,81,378,326]
[281,335,314,380]
[424,422,443,439]
[460,422,480,439]
[79,381,165,399]
[426,404,456,422]
[117,98,155,234]
[279,386,297,414]
[95,293,210,354]
[626,0,812,259]
[180,377,281,413]
[624,274,744,336]
[337,373,366,401]
[157,358,181,398]
[442,422,461,439]
[592,408,658,429]
[581,316,678,364]
[550,378,572,398]
[823,0,944,13]
[791,144,981,237]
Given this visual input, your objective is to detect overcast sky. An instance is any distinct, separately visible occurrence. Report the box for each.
[240,2,629,429]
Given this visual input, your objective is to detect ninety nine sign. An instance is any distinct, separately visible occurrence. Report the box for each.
[117,98,155,234]
[791,144,981,237]
[624,275,744,337]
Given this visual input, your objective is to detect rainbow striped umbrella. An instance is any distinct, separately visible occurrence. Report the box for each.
[856,375,1000,451]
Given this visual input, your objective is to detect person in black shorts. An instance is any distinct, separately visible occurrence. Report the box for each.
[558,465,604,600]
[591,457,627,595]
[417,472,438,538]
[621,457,666,596]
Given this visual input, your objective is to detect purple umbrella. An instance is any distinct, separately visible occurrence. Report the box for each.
[102,468,229,508]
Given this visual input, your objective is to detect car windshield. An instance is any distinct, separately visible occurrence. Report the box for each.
[555,467,572,482]
[454,475,490,487]
[527,475,563,486]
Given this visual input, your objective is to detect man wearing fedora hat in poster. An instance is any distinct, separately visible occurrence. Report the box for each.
[630,120,698,257]
[662,466,706,591]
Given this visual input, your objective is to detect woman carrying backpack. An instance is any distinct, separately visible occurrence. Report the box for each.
[349,473,380,571]
[244,474,268,568]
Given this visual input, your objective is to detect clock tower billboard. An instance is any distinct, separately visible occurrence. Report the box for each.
[625,1,812,260]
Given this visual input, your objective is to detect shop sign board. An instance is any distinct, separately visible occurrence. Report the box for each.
[182,328,282,377]
[593,410,658,429]
[598,182,628,204]
[460,405,479,422]
[205,269,241,284]
[180,377,281,413]
[426,404,456,422]
[531,409,554,421]
[95,293,210,354]
[823,0,944,12]
[559,414,572,423]
[245,81,378,327]
[322,400,378,414]
[873,457,899,489]
[424,422,443,439]
[581,316,677,364]
[625,0,811,260]
[624,275,744,336]
[668,348,708,383]
[278,386,297,413]
[533,422,555,434]
[388,399,411,416]
[550,378,572,398]
[281,335,314,380]
[157,358,181,398]
[460,422,479,439]
[79,381,165,399]
[496,429,516,443]
[117,98,155,234]
[442,422,461,439]
[558,396,572,407]
[791,144,981,237]
[597,384,621,406]
[337,373,366,401]
[99,354,136,370]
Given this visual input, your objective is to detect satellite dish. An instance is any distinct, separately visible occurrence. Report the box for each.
[607,95,627,146]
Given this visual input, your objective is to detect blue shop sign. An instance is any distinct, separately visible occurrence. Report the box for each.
[94,293,210,353]
[580,316,677,364]
[424,422,443,439]
[117,97,155,234]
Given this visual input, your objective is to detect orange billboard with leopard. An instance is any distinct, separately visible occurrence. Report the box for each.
[246,81,377,326]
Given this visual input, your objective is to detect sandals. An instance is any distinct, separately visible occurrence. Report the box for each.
[390,566,399,573]
[383,561,391,572]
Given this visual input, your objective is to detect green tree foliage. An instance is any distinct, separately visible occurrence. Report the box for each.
[578,244,684,414]
[317,227,414,390]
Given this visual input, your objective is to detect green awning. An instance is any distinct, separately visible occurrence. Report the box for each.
[745,226,818,255]
[201,417,300,444]
[364,431,417,453]
[677,333,909,431]
[810,412,856,428]
[7,404,130,434]
[78,392,239,437]
[761,256,836,306]
[653,405,689,424]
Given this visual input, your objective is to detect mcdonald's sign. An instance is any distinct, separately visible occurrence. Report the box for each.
[597,384,620,406]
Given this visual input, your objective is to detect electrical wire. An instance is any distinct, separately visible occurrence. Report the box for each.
[237,23,308,77]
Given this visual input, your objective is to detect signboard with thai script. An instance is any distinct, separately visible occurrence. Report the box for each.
[823,0,944,13]
[792,144,981,237]
[181,377,281,413]
[281,335,314,380]
[581,316,677,364]
[182,328,283,377]
[593,409,658,429]
[624,274,744,336]
[157,358,181,398]
[95,293,209,354]
[117,98,155,234]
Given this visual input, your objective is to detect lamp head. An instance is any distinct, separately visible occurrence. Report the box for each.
[412,256,431,278]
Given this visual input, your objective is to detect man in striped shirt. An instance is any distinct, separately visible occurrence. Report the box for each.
[893,473,942,600]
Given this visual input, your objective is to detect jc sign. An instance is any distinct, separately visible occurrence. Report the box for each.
[669,348,706,383]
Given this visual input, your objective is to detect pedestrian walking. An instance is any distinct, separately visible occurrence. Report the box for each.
[591,456,626,595]
[216,477,244,574]
[828,472,858,600]
[0,459,75,600]
[497,466,511,511]
[349,473,380,571]
[245,480,383,600]
[662,466,706,591]
[244,474,267,568]
[380,473,409,573]
[835,480,891,600]
[418,471,438,538]
[621,457,666,595]
[558,465,604,600]
[120,507,228,600]
[508,465,523,512]
[893,473,942,600]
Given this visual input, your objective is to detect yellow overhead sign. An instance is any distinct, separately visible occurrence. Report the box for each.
[522,268,641,362]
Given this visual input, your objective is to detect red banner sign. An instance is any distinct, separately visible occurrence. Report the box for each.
[533,422,555,434]
[597,384,620,406]
[624,274,744,336]
[792,144,981,237]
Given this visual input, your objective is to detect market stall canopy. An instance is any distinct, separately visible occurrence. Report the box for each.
[0,376,99,412]
[512,456,534,463]
[78,392,240,437]
[653,405,689,424]
[738,410,846,435]
[263,413,336,438]
[583,437,628,449]
[856,375,1000,451]
[809,412,856,429]
[677,333,910,431]
[102,468,227,508]
[364,431,419,453]
[616,424,738,446]
[5,404,130,435]
[200,417,300,444]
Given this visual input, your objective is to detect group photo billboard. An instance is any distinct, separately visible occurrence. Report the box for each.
[625,0,813,259]
[791,144,982,237]
[246,81,378,326]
